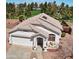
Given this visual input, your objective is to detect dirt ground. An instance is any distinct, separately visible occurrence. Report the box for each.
[6,19,20,51]
[6,19,20,28]
[6,19,73,59]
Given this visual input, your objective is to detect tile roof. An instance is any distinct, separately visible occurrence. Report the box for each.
[9,13,63,37]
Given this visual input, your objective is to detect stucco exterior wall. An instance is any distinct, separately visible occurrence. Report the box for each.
[9,27,61,49]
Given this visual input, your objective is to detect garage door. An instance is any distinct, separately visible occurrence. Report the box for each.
[11,37,33,46]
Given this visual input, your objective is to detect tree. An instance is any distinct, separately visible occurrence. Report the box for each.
[6,2,73,20]
[6,3,16,19]
[17,3,25,16]
[31,2,34,10]
[50,1,57,16]
[44,2,48,13]
[60,2,65,8]
[24,7,31,18]
[40,3,44,12]
[47,2,52,15]
[66,4,69,8]
[40,3,43,8]
[27,4,31,11]
[35,2,38,8]
[48,2,51,7]
[40,2,48,13]
[53,1,56,5]
[44,2,48,8]
[60,2,65,13]
[24,2,27,7]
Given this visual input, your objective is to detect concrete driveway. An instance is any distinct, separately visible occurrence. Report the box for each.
[6,45,32,59]
[7,45,43,59]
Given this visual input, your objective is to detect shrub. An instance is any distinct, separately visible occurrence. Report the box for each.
[61,32,66,37]
[19,15,25,22]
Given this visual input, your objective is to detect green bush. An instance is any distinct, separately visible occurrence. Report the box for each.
[61,32,66,37]
[19,15,25,22]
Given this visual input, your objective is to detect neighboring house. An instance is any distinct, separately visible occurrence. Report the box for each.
[9,13,63,51]
[33,7,41,10]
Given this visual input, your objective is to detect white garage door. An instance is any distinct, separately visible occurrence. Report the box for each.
[11,37,33,46]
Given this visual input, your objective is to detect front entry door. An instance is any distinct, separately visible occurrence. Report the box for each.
[37,37,43,48]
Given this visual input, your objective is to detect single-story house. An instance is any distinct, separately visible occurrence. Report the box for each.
[9,13,63,51]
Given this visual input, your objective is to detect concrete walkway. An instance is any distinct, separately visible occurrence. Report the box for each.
[30,46,43,59]
[6,45,32,59]
[36,46,43,59]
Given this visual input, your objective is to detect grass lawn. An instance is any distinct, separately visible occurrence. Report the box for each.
[26,10,41,18]
[31,10,41,17]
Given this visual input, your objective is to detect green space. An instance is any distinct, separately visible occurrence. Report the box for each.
[6,1,73,21]
[31,10,41,17]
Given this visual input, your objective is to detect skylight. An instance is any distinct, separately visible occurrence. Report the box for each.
[42,16,47,19]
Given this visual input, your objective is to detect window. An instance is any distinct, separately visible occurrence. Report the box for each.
[48,34,55,41]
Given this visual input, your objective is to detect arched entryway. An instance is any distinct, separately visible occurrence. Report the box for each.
[32,34,47,51]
